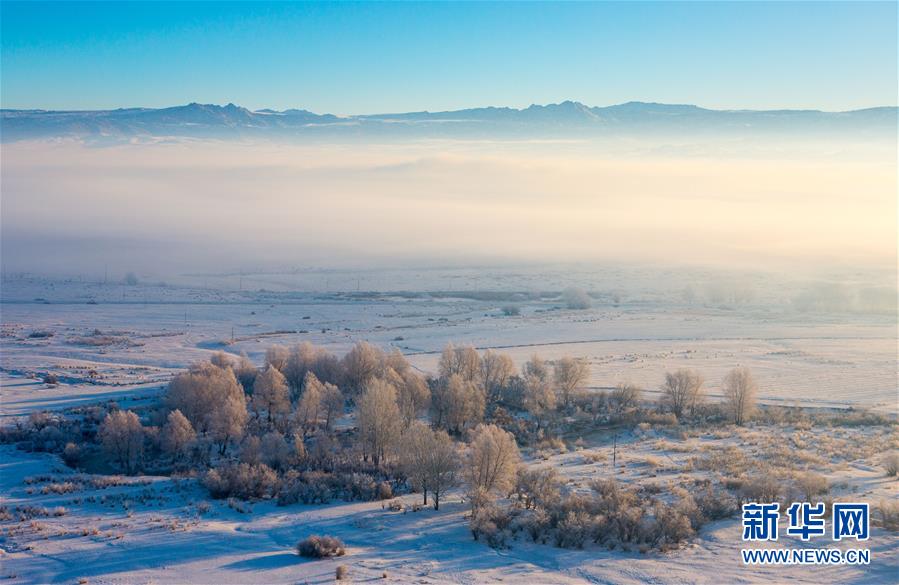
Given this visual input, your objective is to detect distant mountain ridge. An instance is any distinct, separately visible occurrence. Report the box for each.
[2,100,895,142]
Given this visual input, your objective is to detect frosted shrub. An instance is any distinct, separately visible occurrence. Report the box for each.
[554,511,593,549]
[693,485,738,520]
[296,535,346,558]
[883,452,899,477]
[739,475,781,504]
[203,462,277,500]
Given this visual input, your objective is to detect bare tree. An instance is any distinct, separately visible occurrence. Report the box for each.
[161,409,196,464]
[402,422,459,510]
[466,424,521,506]
[431,374,485,435]
[99,410,144,474]
[438,343,482,382]
[610,382,641,414]
[251,365,291,430]
[481,350,515,404]
[553,356,589,409]
[661,369,704,419]
[356,378,402,466]
[723,366,757,425]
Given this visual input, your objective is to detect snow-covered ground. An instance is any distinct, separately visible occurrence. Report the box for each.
[2,273,896,413]
[1,272,896,584]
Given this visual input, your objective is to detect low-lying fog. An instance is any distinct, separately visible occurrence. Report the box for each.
[1,137,895,293]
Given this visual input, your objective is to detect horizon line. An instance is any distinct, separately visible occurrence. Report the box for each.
[3,100,897,118]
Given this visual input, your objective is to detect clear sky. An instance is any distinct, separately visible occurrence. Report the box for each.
[1,1,896,113]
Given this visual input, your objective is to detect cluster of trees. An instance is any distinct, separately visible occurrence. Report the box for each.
[658,366,758,426]
[89,341,759,480]
[10,338,765,555]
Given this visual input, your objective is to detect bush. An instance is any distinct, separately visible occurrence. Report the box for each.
[43,373,59,385]
[470,503,512,548]
[62,442,82,467]
[883,452,899,477]
[336,565,349,580]
[554,511,593,549]
[874,500,899,532]
[739,475,781,504]
[203,463,277,500]
[296,535,346,558]
[694,485,738,520]
[649,504,694,550]
[793,471,828,501]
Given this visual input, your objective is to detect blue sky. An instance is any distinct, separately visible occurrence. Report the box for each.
[1,1,896,113]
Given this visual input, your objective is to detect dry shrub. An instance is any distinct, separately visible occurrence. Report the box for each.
[739,475,781,504]
[883,452,899,477]
[793,471,829,501]
[297,535,346,558]
[874,500,899,532]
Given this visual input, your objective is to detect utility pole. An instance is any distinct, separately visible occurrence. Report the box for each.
[612,430,618,472]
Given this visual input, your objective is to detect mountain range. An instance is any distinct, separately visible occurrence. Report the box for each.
[1,100,895,142]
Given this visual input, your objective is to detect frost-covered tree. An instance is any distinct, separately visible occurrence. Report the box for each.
[320,381,344,431]
[99,410,144,474]
[661,369,704,419]
[515,467,561,510]
[239,435,262,465]
[232,352,258,393]
[523,369,556,432]
[431,374,485,435]
[438,343,482,382]
[265,345,290,373]
[356,378,402,466]
[208,388,248,454]
[167,361,245,437]
[402,422,459,510]
[161,409,196,464]
[553,357,589,409]
[260,431,292,471]
[480,350,515,404]
[391,368,430,426]
[466,424,521,506]
[251,365,291,429]
[723,367,757,425]
[295,371,323,436]
[341,341,384,396]
[210,351,233,370]
[283,342,342,394]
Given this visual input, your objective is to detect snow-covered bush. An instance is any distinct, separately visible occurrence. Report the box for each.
[203,462,277,499]
[296,535,346,558]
